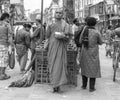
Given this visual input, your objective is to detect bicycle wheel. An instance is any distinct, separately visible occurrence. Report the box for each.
[113,52,119,82]
[113,65,117,82]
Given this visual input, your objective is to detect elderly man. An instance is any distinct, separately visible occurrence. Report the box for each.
[46,9,71,93]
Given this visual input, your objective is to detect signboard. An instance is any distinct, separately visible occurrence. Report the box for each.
[106,0,114,4]
[113,0,120,5]
[10,0,23,4]
[84,6,89,17]
[106,4,115,14]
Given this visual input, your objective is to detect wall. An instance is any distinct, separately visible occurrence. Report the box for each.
[63,0,75,23]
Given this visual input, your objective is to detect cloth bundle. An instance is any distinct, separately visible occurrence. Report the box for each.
[9,70,34,87]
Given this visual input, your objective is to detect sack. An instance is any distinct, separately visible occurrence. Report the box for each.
[8,48,15,69]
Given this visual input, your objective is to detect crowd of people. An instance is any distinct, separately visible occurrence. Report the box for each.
[1,8,115,93]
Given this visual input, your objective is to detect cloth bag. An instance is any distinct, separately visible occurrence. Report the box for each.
[8,47,15,69]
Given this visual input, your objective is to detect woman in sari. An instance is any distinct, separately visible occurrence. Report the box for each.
[0,13,13,80]
[75,17,103,92]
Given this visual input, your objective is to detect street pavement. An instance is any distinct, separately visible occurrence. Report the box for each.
[0,44,120,100]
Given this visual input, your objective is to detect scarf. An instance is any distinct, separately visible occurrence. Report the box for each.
[82,26,95,49]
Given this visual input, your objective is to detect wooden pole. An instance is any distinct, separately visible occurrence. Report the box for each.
[104,0,107,32]
[40,0,44,41]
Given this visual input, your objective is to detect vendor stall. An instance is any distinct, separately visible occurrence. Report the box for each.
[109,16,120,28]
[35,41,78,86]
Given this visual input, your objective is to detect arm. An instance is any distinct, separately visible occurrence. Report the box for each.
[97,32,103,45]
[31,27,40,39]
[7,23,13,46]
[25,33,31,49]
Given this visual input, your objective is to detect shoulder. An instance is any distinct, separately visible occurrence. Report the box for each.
[4,21,11,27]
[17,29,23,34]
[90,28,101,35]
[62,19,69,26]
[114,27,120,32]
[47,23,54,29]
[19,29,28,34]
[0,21,8,27]
[47,22,53,27]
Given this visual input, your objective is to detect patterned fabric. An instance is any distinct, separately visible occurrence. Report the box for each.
[0,45,8,67]
[80,29,102,78]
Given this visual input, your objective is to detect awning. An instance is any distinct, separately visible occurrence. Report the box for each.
[14,20,35,25]
[109,16,120,20]
[98,20,104,22]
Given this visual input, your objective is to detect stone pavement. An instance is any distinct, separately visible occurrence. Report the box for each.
[0,44,120,100]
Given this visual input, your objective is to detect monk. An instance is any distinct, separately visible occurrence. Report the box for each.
[46,9,71,93]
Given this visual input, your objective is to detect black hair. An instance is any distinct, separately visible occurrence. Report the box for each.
[36,19,41,23]
[86,17,97,26]
[0,13,10,21]
[73,18,78,24]
[23,23,32,28]
[84,17,89,23]
[108,25,111,29]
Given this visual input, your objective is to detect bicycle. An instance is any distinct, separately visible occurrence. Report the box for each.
[112,39,120,82]
[105,40,113,58]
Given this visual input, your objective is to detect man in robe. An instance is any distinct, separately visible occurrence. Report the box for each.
[46,8,71,93]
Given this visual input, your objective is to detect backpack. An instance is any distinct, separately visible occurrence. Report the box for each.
[74,26,85,47]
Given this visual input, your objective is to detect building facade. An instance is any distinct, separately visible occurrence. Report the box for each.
[75,0,93,22]
[63,0,75,23]
[44,1,60,24]
[75,0,118,23]
[44,0,75,24]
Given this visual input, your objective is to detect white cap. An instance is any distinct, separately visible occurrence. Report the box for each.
[36,14,41,20]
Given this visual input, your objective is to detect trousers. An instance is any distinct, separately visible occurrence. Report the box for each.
[82,75,96,89]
